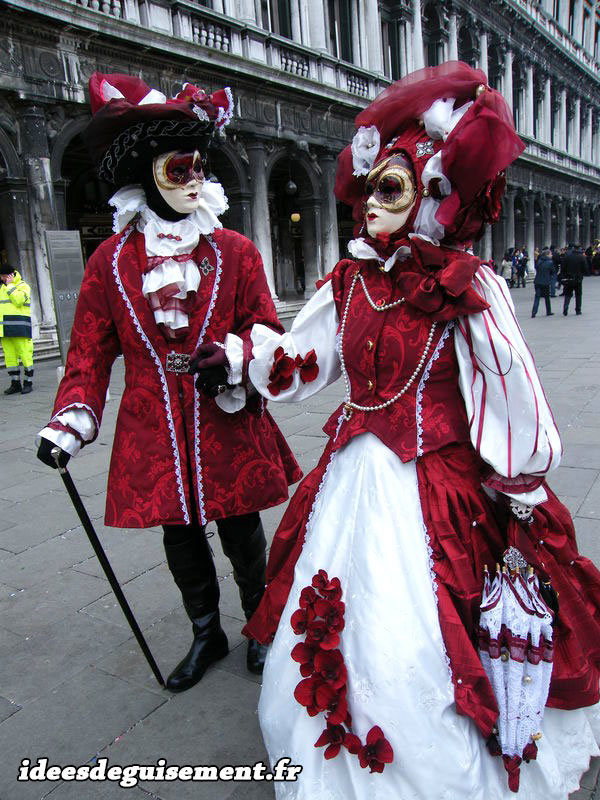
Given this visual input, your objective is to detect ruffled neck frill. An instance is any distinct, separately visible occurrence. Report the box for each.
[107,183,228,339]
[347,234,489,322]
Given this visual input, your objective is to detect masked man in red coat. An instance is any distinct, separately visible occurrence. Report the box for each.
[36,73,301,691]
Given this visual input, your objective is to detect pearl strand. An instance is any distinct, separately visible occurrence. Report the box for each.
[339,270,437,418]
[357,271,405,311]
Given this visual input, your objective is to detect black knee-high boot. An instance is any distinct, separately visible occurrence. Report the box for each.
[216,514,268,675]
[163,525,228,692]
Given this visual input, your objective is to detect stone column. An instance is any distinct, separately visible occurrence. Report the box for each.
[543,74,552,144]
[559,0,569,30]
[357,0,368,67]
[246,140,276,297]
[237,0,256,24]
[213,0,225,13]
[583,104,593,162]
[503,47,513,113]
[411,0,424,69]
[351,0,361,66]
[19,103,60,332]
[290,0,302,43]
[559,87,567,151]
[526,193,535,274]
[559,200,567,247]
[478,27,488,75]
[525,61,534,137]
[405,18,413,73]
[365,0,384,73]
[448,10,458,61]
[505,188,515,250]
[583,204,591,246]
[308,0,327,50]
[482,224,492,261]
[573,0,584,43]
[302,200,322,299]
[320,153,340,275]
[544,197,553,248]
[573,96,581,158]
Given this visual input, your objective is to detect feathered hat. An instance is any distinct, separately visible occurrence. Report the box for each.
[335,61,525,245]
[85,73,234,185]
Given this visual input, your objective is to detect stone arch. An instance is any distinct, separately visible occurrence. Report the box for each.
[267,148,322,298]
[50,115,90,181]
[423,3,444,67]
[0,124,23,178]
[206,140,251,236]
[457,21,479,68]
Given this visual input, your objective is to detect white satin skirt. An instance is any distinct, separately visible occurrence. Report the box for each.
[258,433,600,800]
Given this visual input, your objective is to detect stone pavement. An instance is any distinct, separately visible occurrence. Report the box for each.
[1,278,600,800]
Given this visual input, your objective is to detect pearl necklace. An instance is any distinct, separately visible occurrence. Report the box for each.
[339,269,437,419]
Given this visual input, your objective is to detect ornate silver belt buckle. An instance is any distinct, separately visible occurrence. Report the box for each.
[166,352,191,373]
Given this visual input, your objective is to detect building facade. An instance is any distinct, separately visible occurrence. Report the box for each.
[1,0,599,342]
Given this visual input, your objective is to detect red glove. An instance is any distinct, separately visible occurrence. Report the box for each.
[188,342,227,373]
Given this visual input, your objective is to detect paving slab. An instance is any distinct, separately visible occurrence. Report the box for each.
[577,473,600,520]
[0,695,22,723]
[70,526,167,585]
[39,780,149,800]
[100,668,273,800]
[0,612,133,705]
[574,518,600,566]
[0,667,167,800]
[80,562,182,630]
[0,569,109,637]
[546,467,598,499]
[92,605,247,695]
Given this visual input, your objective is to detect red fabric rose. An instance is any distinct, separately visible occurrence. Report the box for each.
[290,606,316,635]
[291,642,318,677]
[299,586,318,609]
[305,619,340,650]
[314,597,345,633]
[312,570,343,601]
[313,649,347,690]
[315,683,349,725]
[296,349,319,384]
[294,676,327,716]
[358,726,394,773]
[267,346,296,395]
[314,723,347,759]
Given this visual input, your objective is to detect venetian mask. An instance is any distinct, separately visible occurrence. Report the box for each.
[153,150,205,214]
[364,155,417,237]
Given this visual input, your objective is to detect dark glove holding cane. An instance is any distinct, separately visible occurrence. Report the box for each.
[189,342,231,398]
[37,436,71,469]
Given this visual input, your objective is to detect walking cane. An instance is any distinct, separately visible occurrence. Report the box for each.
[51,447,165,688]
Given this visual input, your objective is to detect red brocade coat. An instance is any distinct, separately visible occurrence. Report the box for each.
[48,227,301,528]
[241,248,600,741]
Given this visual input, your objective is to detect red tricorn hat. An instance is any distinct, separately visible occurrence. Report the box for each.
[85,73,234,185]
[335,61,524,245]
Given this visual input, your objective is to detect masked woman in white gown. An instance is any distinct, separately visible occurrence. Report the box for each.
[191,62,600,800]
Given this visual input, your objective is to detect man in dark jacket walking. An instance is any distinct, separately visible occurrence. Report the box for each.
[531,248,554,318]
[560,244,586,316]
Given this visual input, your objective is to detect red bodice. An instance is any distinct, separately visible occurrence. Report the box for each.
[324,258,471,460]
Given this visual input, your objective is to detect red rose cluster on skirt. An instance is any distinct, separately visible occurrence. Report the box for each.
[290,569,393,773]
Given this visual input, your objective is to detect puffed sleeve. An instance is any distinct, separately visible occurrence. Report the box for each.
[224,278,341,404]
[454,264,561,504]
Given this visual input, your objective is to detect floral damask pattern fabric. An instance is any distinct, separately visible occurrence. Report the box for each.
[50,227,301,527]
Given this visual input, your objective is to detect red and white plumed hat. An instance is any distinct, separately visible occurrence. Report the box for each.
[85,73,234,185]
[335,61,525,245]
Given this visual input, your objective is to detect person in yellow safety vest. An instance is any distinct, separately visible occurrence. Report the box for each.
[0,266,34,394]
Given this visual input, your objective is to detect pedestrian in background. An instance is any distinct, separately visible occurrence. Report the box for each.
[0,265,33,395]
[531,247,554,318]
[500,250,513,286]
[560,243,586,316]
[549,245,559,296]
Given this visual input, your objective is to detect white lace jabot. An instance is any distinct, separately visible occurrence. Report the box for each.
[108,182,229,335]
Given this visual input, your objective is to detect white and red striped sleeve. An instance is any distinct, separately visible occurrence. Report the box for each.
[454,264,562,504]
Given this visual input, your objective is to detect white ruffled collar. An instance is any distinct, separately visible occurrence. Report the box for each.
[108,181,229,239]
[347,234,438,272]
